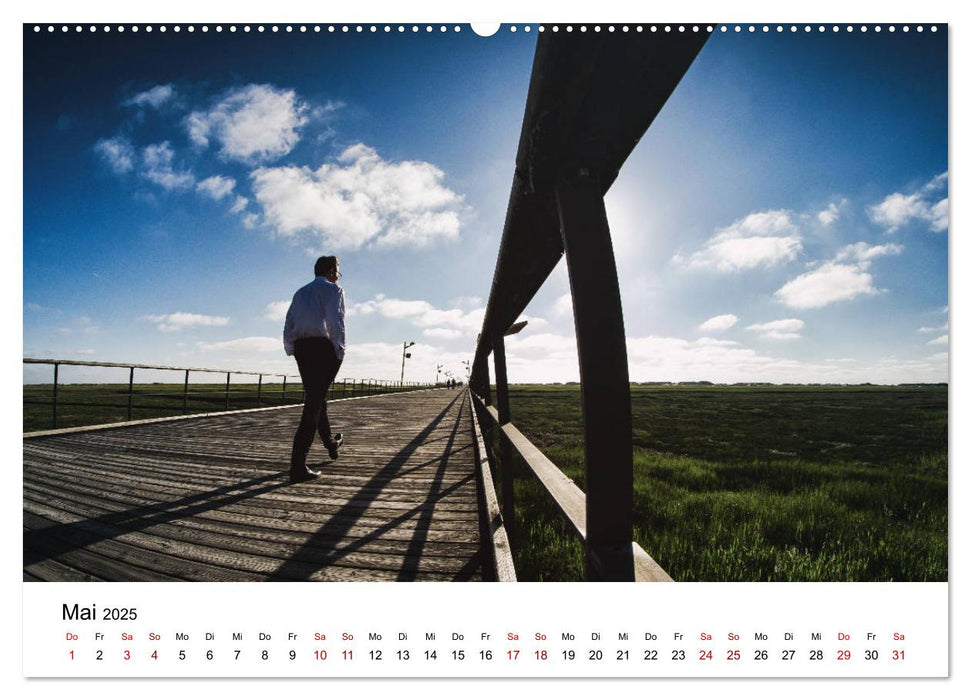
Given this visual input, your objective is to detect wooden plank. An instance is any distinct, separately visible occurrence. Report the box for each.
[22,388,483,581]
[25,458,481,516]
[24,487,482,556]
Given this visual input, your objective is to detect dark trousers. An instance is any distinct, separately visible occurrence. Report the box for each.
[291,337,342,470]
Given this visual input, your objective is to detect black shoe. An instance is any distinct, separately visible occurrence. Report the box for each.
[290,468,321,484]
[328,433,343,460]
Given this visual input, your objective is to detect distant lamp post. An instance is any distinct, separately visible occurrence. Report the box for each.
[401,341,415,384]
[436,364,443,385]
[462,360,470,380]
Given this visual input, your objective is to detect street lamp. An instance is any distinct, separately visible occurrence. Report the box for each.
[401,341,415,384]
[436,364,443,386]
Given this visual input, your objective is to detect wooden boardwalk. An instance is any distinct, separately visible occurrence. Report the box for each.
[23,388,485,582]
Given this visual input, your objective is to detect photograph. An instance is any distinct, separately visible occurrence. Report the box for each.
[23,21,946,586]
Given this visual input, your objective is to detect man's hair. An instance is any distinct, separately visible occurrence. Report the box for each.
[314,255,338,277]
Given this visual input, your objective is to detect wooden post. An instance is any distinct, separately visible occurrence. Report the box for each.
[472,355,492,406]
[127,366,135,421]
[225,372,231,410]
[52,362,59,429]
[492,332,516,549]
[555,168,635,581]
[183,369,190,413]
[282,376,287,404]
[257,374,263,407]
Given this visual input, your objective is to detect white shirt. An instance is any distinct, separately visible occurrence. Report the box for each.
[283,276,346,360]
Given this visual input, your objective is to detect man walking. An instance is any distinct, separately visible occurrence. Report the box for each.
[284,255,345,483]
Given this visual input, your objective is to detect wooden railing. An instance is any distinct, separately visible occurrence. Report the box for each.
[469,27,710,581]
[23,357,432,431]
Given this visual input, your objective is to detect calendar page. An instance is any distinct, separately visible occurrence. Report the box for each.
[13,0,962,695]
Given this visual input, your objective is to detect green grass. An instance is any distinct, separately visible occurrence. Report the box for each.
[23,381,420,432]
[486,384,947,582]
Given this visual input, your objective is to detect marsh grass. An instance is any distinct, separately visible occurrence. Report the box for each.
[489,384,947,582]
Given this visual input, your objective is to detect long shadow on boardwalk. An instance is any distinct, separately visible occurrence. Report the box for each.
[24,473,290,566]
[269,391,482,581]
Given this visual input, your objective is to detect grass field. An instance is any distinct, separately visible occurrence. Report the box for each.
[487,384,947,582]
[23,380,421,432]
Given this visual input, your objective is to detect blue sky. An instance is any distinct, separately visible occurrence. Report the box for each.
[22,24,948,385]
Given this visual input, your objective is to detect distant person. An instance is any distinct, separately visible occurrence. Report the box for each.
[283,255,345,483]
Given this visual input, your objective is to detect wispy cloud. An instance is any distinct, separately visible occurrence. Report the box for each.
[746,318,804,340]
[144,312,230,333]
[927,334,948,346]
[834,241,904,263]
[142,142,194,190]
[349,293,483,335]
[264,300,290,322]
[868,172,948,233]
[816,198,846,226]
[187,84,309,163]
[698,314,739,332]
[196,175,236,201]
[251,143,463,250]
[124,84,175,109]
[196,336,279,353]
[94,135,136,174]
[423,328,464,340]
[674,209,802,272]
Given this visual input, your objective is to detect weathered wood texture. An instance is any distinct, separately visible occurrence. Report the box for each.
[24,388,484,582]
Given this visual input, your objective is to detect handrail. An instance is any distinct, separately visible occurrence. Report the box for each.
[473,394,670,582]
[469,27,709,580]
[468,390,516,582]
[23,357,433,431]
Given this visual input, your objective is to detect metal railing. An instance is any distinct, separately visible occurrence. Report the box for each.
[468,27,709,581]
[23,358,432,432]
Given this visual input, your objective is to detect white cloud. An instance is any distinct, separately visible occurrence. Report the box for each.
[264,301,290,322]
[676,209,802,272]
[187,84,308,163]
[835,242,904,264]
[251,143,463,250]
[423,328,464,340]
[775,242,903,310]
[928,334,949,346]
[499,331,947,384]
[552,293,573,318]
[449,296,482,309]
[196,336,279,353]
[230,196,249,213]
[196,175,236,201]
[142,142,194,190]
[698,314,739,332]
[918,324,948,333]
[816,199,845,226]
[746,318,804,341]
[143,312,230,333]
[125,84,175,109]
[94,135,136,174]
[868,173,948,233]
[775,262,880,309]
[348,293,483,335]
